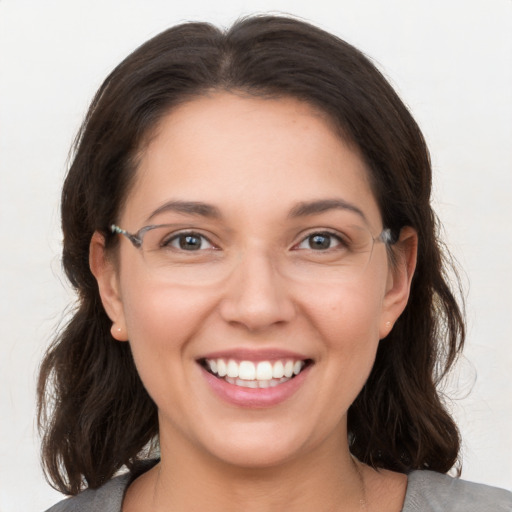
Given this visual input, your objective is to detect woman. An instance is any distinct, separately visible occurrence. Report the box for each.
[39,15,512,511]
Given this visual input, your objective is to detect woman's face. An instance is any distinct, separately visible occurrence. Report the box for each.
[95,93,412,469]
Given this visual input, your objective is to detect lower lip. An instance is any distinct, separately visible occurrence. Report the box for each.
[200,365,311,408]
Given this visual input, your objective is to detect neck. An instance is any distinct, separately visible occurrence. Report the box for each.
[144,429,366,512]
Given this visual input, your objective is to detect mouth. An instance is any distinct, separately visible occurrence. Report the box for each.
[198,357,314,389]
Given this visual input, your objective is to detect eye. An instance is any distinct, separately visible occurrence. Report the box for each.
[165,232,214,251]
[296,231,344,251]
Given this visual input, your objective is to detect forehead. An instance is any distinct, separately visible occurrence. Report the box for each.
[123,93,381,228]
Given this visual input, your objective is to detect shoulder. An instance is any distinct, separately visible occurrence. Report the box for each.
[403,470,512,512]
[44,473,131,512]
[44,459,159,512]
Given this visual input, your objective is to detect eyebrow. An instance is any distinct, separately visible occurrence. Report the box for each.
[147,200,222,221]
[288,198,368,223]
[146,198,367,224]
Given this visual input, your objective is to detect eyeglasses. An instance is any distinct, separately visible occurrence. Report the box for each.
[110,222,396,284]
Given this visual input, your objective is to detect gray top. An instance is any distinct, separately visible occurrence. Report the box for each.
[46,468,512,511]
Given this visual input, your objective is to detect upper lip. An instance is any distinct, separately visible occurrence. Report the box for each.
[197,348,311,362]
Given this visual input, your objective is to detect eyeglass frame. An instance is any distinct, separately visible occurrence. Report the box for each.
[110,223,398,252]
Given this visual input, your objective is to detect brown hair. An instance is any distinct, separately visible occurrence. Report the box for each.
[38,15,465,495]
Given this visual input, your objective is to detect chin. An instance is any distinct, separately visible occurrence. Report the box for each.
[209,441,304,470]
[193,419,321,470]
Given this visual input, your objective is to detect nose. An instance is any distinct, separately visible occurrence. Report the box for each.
[218,248,296,332]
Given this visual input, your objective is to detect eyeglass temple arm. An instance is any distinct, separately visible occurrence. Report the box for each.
[111,224,142,248]
[379,228,399,245]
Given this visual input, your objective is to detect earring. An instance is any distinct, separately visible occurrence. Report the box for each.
[111,324,125,340]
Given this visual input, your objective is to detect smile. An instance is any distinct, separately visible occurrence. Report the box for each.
[200,358,312,389]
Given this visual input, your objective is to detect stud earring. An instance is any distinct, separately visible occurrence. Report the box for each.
[111,324,125,340]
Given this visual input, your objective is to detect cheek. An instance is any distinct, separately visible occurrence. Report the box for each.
[123,281,216,349]
[118,265,216,381]
[299,274,387,392]
[119,280,221,416]
[118,252,215,336]
[304,275,386,344]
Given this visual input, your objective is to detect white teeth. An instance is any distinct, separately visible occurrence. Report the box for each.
[217,359,227,377]
[238,361,256,380]
[205,357,307,386]
[232,377,291,388]
[227,360,239,378]
[208,359,217,374]
[235,378,258,388]
[256,361,273,380]
[283,360,294,378]
[272,360,284,378]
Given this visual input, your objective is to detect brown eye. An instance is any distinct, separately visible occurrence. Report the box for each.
[165,232,213,251]
[297,232,343,251]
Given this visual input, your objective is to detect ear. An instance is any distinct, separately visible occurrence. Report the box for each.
[89,231,129,341]
[379,226,418,339]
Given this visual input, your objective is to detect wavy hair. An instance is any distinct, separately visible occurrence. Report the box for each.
[38,15,465,494]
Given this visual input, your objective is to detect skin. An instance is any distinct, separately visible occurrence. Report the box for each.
[90,93,417,511]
